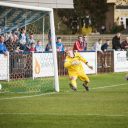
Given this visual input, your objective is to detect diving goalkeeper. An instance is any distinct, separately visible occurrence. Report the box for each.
[64,47,93,91]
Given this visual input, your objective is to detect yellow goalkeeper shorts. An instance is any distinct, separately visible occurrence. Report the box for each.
[68,71,89,82]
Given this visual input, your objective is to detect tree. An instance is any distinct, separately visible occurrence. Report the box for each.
[56,0,108,33]
[74,0,108,28]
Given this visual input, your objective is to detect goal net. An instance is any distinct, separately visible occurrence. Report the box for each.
[0,2,59,96]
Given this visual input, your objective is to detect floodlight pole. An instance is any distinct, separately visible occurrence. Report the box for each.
[49,10,59,92]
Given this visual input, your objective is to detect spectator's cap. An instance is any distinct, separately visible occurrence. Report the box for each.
[57,37,61,40]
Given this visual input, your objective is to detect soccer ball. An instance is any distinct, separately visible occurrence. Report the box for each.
[125,75,128,81]
[0,84,2,90]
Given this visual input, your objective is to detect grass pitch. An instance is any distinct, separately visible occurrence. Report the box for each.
[0,73,128,128]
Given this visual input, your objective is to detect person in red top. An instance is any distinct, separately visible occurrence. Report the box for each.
[29,43,35,52]
[73,36,84,51]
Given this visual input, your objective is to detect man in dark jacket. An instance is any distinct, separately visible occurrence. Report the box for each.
[112,33,121,51]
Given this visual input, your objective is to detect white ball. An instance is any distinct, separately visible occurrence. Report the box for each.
[0,84,2,90]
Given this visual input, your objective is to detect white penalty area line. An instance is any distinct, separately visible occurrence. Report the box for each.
[92,83,128,90]
[0,83,127,100]
[0,113,128,117]
[0,92,56,100]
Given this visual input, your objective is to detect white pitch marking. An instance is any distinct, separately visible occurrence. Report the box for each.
[0,83,127,100]
[0,113,127,117]
[92,83,127,90]
[0,92,56,100]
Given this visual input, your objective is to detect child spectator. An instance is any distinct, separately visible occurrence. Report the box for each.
[29,43,35,52]
[35,40,43,52]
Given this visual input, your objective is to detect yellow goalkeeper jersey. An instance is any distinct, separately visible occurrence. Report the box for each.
[64,52,88,74]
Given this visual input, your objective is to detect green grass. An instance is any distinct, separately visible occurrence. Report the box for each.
[0,73,128,128]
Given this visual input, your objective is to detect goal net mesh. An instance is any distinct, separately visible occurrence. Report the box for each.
[0,5,55,96]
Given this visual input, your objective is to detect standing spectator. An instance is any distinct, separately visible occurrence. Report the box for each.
[112,33,121,51]
[93,38,102,51]
[121,37,128,50]
[19,28,29,51]
[45,38,52,52]
[101,40,110,51]
[82,35,88,51]
[73,36,84,51]
[0,35,8,56]
[56,37,64,52]
[35,40,44,53]
[101,40,110,68]
[121,37,128,60]
[28,33,36,44]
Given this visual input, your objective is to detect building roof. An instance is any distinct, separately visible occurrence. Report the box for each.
[0,0,74,8]
[0,1,52,34]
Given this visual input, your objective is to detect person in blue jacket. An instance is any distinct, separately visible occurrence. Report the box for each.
[0,35,8,56]
[56,37,64,52]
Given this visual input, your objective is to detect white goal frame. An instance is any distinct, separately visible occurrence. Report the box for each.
[0,1,59,92]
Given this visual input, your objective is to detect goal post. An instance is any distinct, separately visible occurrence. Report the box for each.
[49,10,60,92]
[0,2,59,93]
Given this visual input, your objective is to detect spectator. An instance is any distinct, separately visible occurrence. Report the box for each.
[112,33,121,51]
[121,37,128,50]
[28,33,36,44]
[35,40,44,52]
[29,43,35,52]
[82,35,88,51]
[45,38,52,52]
[73,36,84,51]
[0,35,8,56]
[56,37,64,52]
[19,28,29,51]
[101,40,110,68]
[121,37,128,60]
[93,38,102,51]
[101,40,110,51]
[100,25,106,34]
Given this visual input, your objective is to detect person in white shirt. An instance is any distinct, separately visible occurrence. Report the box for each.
[93,38,102,51]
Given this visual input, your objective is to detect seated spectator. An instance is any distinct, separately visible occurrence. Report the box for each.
[0,35,8,56]
[93,38,102,52]
[112,33,121,51]
[56,37,64,52]
[35,40,44,52]
[45,38,52,52]
[73,36,84,51]
[29,43,35,52]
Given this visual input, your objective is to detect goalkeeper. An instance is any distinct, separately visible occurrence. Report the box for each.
[64,47,93,91]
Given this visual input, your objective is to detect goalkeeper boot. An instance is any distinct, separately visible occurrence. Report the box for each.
[69,83,77,91]
[82,83,89,91]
